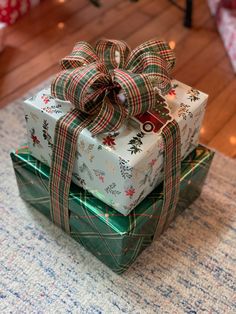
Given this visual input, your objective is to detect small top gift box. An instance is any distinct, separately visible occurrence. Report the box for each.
[24,39,207,216]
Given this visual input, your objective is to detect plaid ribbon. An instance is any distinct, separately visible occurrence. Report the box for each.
[154,120,181,239]
[49,39,180,233]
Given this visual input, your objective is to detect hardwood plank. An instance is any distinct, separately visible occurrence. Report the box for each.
[162,0,211,44]
[173,18,217,71]
[0,0,117,77]
[127,2,215,72]
[195,55,234,102]
[0,0,151,106]
[127,0,207,48]
[200,79,236,143]
[5,0,88,45]
[208,114,236,157]
[139,0,170,17]
[4,0,69,35]
[72,0,151,44]
[126,5,183,47]
[175,36,227,86]
[103,11,151,40]
[0,65,58,107]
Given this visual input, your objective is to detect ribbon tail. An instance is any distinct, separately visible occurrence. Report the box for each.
[153,120,181,239]
[49,109,91,233]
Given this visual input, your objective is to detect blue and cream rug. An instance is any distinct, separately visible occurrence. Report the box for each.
[0,82,236,314]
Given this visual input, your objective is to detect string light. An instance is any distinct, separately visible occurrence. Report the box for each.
[57,22,65,30]
[169,41,176,50]
[229,136,236,145]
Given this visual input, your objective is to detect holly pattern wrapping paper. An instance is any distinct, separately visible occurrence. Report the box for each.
[23,79,208,215]
[11,144,214,273]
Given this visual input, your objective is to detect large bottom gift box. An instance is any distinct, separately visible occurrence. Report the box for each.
[11,144,214,274]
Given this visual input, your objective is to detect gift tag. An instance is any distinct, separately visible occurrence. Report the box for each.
[132,89,173,134]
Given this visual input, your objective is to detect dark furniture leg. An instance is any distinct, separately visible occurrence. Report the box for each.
[169,0,193,28]
[184,0,193,28]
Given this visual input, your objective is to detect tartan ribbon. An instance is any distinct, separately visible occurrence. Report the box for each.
[154,120,181,239]
[49,39,180,234]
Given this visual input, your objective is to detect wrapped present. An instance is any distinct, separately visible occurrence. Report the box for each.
[24,79,207,215]
[217,7,236,72]
[207,0,221,14]
[207,0,236,72]
[0,0,40,25]
[0,22,6,52]
[11,144,214,274]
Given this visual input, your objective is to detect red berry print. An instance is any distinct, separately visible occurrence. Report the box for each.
[31,134,40,145]
[99,175,104,183]
[103,135,116,147]
[30,128,40,147]
[41,95,50,104]
[125,187,135,198]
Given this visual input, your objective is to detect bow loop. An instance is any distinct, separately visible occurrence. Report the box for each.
[60,41,98,70]
[95,39,131,70]
[52,62,111,114]
[126,39,175,72]
[126,51,172,95]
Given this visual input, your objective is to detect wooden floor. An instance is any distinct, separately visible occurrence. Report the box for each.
[1,0,236,157]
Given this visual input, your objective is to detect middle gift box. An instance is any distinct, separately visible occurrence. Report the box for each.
[24,79,207,215]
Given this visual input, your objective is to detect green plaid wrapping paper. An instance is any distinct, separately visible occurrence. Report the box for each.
[11,144,214,273]
[49,39,180,233]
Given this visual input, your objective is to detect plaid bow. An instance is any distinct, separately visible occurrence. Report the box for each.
[49,39,180,235]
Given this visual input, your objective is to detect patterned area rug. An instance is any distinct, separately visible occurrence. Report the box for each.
[0,82,236,314]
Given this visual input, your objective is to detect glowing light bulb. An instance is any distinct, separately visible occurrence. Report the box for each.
[200,127,205,135]
[229,136,236,145]
[58,0,65,3]
[57,22,65,30]
[169,41,176,50]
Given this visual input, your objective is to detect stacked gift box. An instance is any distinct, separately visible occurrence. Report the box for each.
[11,39,214,273]
[207,0,236,72]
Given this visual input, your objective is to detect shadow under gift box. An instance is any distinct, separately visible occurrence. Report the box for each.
[11,144,214,274]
